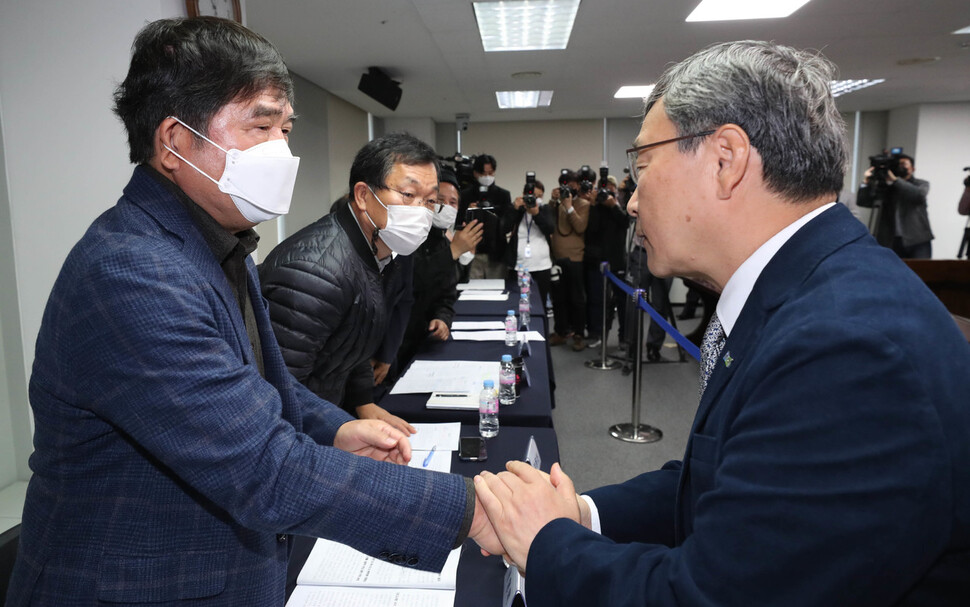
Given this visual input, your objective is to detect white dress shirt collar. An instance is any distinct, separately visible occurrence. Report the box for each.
[716,203,835,337]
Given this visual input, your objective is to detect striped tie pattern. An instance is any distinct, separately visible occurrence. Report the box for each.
[699,312,726,398]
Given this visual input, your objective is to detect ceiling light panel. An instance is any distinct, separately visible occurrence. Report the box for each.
[496,90,554,109]
[686,0,812,22]
[614,85,655,99]
[474,0,581,52]
[830,79,885,97]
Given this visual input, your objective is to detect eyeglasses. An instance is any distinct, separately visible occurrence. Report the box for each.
[382,187,438,209]
[625,130,716,184]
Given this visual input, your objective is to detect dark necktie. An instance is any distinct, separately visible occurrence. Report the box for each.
[699,312,726,398]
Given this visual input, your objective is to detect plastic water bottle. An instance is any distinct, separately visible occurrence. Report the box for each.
[518,292,531,328]
[519,268,531,297]
[499,354,516,406]
[504,309,517,346]
[479,379,499,438]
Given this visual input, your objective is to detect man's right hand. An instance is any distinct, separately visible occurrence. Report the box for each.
[451,220,484,259]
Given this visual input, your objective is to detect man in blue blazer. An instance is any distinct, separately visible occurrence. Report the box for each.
[475,41,970,605]
[6,17,497,605]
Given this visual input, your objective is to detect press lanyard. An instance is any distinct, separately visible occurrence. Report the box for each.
[524,214,533,258]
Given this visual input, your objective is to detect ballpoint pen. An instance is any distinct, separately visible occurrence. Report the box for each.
[422,445,437,468]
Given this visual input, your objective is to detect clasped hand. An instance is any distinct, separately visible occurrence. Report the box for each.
[469,462,588,575]
[334,419,412,465]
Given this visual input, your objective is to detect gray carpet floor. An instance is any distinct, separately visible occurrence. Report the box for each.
[548,315,704,494]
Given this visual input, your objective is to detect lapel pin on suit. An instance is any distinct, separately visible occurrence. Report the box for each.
[722,352,734,368]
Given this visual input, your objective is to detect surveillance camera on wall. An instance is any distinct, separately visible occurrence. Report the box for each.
[456,113,470,132]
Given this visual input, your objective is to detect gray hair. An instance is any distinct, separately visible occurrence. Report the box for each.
[645,40,847,203]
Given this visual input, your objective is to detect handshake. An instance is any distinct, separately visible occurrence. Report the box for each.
[467,461,593,575]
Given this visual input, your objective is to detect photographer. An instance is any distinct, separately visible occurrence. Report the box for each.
[584,171,630,349]
[960,172,970,216]
[549,169,590,350]
[857,153,933,258]
[959,171,970,258]
[504,177,554,309]
[458,153,512,279]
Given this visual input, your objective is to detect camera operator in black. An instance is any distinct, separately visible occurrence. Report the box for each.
[458,153,513,279]
[857,153,933,259]
[505,177,554,310]
[583,169,630,349]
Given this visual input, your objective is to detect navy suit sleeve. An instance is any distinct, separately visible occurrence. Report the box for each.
[63,244,468,572]
[525,320,953,606]
[585,462,680,547]
[288,374,355,445]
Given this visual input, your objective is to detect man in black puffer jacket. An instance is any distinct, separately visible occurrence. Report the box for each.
[260,133,439,435]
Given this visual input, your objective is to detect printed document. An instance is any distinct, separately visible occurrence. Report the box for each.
[390,360,500,395]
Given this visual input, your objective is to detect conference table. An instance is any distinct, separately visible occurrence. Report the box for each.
[286,425,560,605]
[379,314,554,428]
[379,278,555,427]
[286,279,560,605]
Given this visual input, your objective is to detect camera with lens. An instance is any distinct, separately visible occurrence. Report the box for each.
[595,165,612,203]
[867,147,903,186]
[558,168,577,199]
[577,165,597,194]
[523,171,537,208]
[438,153,477,191]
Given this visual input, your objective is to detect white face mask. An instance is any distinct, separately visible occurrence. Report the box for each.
[364,186,433,255]
[432,204,458,230]
[535,196,544,205]
[164,116,300,224]
[477,175,495,187]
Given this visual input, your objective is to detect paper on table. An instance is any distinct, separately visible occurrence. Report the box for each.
[456,279,505,291]
[390,360,500,395]
[297,538,460,589]
[408,448,452,473]
[450,320,505,330]
[450,330,545,342]
[408,423,461,451]
[286,585,455,607]
[458,290,509,301]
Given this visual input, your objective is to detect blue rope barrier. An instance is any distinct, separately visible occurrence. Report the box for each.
[604,269,701,361]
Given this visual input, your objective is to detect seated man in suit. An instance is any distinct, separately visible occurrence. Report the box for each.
[475,41,970,606]
[6,18,498,606]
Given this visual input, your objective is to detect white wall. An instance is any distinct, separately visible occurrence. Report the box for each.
[327,95,369,203]
[383,117,437,148]
[0,1,191,486]
[913,103,970,259]
[439,119,605,198]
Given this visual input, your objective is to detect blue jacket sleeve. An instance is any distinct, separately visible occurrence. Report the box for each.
[62,244,468,572]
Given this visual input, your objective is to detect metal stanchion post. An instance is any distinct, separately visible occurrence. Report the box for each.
[610,289,662,443]
[586,261,622,370]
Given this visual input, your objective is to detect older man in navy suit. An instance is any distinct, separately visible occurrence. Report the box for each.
[6,17,498,606]
[475,41,970,605]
